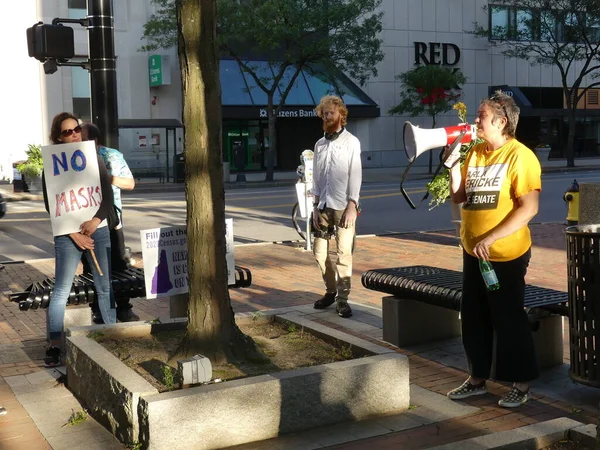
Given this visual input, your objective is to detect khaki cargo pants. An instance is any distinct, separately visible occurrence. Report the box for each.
[313,207,355,302]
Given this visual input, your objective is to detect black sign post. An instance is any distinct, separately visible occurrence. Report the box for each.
[26,0,119,150]
[88,0,119,149]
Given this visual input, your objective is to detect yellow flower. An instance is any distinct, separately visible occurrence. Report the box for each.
[453,102,467,123]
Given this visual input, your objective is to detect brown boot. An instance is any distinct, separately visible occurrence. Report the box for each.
[313,292,336,309]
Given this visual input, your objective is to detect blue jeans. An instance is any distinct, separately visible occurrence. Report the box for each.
[48,226,116,340]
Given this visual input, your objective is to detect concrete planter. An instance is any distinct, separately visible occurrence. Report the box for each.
[66,312,409,449]
[25,174,43,194]
[535,146,551,162]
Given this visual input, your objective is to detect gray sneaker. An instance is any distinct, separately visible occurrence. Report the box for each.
[498,387,531,408]
[447,380,487,400]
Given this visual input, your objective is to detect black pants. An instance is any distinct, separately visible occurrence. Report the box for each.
[461,249,538,382]
[83,227,132,312]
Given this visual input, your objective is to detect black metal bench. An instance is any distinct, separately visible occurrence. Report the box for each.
[131,168,166,183]
[362,265,568,368]
[11,266,252,311]
[362,265,568,314]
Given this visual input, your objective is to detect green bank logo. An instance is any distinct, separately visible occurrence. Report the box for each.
[149,55,171,87]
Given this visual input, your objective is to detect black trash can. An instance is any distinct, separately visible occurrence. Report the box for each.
[174,153,185,183]
[566,225,600,387]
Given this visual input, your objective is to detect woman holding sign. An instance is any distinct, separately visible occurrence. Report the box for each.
[42,112,117,367]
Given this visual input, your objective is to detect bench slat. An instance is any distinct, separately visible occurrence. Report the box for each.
[13,266,252,311]
[362,265,567,312]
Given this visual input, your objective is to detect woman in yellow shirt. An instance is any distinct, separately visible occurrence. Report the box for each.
[445,92,542,408]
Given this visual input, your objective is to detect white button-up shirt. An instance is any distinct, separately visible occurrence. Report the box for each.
[312,129,362,211]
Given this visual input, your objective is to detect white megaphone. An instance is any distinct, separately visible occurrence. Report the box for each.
[400,121,477,210]
[403,121,476,168]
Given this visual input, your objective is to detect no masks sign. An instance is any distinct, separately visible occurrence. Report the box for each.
[42,141,105,236]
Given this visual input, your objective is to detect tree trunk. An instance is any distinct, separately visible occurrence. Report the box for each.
[265,94,277,181]
[175,0,261,364]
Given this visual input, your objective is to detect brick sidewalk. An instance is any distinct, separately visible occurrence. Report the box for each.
[0,222,596,449]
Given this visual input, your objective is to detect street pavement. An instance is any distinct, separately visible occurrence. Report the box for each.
[1,163,600,449]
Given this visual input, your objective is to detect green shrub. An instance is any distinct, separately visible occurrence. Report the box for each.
[17,144,44,179]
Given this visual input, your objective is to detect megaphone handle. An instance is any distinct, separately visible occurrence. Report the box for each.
[442,131,467,169]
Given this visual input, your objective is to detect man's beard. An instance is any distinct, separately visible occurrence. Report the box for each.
[323,118,342,133]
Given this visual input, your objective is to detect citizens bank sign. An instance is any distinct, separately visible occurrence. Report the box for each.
[259,108,318,118]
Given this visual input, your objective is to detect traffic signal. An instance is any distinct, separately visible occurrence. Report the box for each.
[26,22,74,62]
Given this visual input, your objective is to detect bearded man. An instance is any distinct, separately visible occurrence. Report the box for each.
[310,95,362,318]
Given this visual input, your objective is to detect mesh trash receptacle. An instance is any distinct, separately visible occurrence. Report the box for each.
[566,225,600,387]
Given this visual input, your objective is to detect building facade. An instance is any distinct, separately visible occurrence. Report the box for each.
[3,0,599,182]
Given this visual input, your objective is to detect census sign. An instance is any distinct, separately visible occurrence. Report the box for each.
[140,219,235,299]
[42,141,105,236]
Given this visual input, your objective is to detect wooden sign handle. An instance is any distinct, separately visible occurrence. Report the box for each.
[89,249,103,276]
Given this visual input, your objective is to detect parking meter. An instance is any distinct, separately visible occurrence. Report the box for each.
[295,150,314,250]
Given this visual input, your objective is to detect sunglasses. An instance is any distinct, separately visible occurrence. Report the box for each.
[60,125,82,138]
[489,94,508,118]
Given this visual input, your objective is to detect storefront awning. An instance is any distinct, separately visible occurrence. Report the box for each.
[489,85,532,108]
[119,119,183,128]
[220,59,380,119]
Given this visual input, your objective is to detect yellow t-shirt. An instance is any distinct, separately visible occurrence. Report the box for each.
[460,139,541,262]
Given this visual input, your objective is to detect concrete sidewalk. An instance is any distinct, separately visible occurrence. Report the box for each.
[1,222,599,449]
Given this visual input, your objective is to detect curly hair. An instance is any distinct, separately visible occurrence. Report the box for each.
[482,91,520,139]
[315,95,348,126]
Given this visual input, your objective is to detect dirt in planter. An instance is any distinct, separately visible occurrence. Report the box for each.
[92,321,356,392]
[539,440,587,449]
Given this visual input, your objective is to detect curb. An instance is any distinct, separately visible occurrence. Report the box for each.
[0,192,43,203]
[426,417,585,450]
[569,424,597,449]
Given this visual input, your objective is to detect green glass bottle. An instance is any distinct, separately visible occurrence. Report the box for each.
[479,259,500,291]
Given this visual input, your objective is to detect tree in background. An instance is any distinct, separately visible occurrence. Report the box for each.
[175,0,263,362]
[470,0,600,167]
[388,65,466,173]
[142,0,384,181]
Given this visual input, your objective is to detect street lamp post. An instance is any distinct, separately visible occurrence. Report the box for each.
[88,0,119,149]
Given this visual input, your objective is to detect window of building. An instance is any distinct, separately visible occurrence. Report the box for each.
[489,5,595,43]
[586,15,600,41]
[68,0,87,20]
[516,9,534,40]
[560,12,584,43]
[539,11,559,42]
[72,67,91,122]
[490,6,510,39]
[490,5,537,40]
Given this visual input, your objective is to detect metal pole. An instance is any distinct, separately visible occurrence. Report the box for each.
[305,182,312,252]
[88,0,118,149]
[166,128,170,183]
